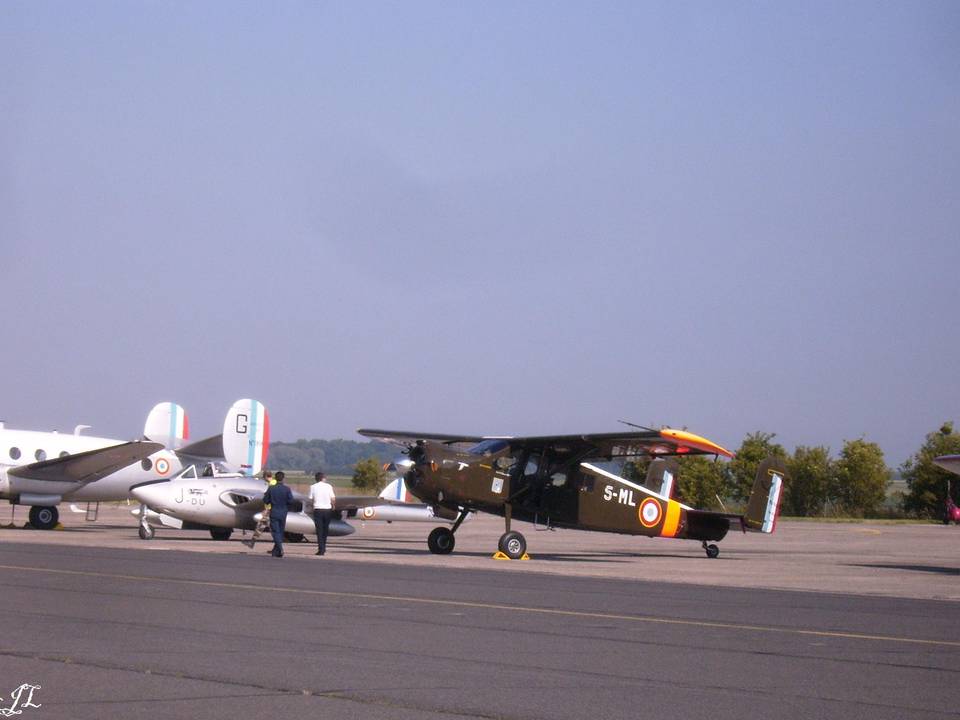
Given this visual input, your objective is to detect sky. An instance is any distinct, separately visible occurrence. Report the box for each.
[2,1,958,466]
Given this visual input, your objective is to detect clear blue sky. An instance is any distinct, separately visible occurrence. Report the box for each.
[3,1,958,465]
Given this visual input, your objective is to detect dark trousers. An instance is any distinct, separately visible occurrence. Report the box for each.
[312,509,334,554]
[269,514,287,555]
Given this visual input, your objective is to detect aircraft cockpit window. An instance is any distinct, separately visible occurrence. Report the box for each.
[468,439,510,456]
[180,465,198,480]
[9,447,20,460]
[213,462,230,475]
[201,464,214,477]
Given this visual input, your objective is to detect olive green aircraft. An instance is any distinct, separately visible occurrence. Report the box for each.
[358,426,786,559]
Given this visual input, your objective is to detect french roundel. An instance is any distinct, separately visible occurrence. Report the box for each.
[638,498,663,528]
[155,458,170,476]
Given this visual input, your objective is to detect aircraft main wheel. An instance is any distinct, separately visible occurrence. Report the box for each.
[427,527,455,555]
[29,505,59,530]
[284,532,306,543]
[139,524,155,540]
[209,528,233,541]
[705,543,720,559]
[498,531,527,560]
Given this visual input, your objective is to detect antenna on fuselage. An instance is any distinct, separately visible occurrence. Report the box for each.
[74,425,91,436]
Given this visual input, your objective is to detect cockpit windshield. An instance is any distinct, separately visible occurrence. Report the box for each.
[467,439,510,456]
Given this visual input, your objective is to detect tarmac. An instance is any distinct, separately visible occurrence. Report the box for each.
[0,507,957,718]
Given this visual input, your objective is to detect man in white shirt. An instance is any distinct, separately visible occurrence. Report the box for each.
[308,471,336,556]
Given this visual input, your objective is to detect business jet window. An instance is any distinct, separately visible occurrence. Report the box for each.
[9,447,20,460]
[141,458,153,471]
[35,449,46,462]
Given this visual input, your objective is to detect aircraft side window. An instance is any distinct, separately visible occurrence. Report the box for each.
[181,466,198,479]
[9,447,20,460]
[59,451,69,458]
[549,472,567,487]
[524,456,540,477]
[35,449,46,462]
[202,464,214,477]
[141,458,153,471]
[579,476,596,492]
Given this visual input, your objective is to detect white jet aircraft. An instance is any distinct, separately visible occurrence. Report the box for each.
[0,399,267,530]
[130,469,459,543]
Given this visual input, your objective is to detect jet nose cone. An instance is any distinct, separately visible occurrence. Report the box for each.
[130,481,171,509]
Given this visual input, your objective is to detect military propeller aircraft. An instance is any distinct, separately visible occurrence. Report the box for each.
[0,399,267,530]
[358,426,786,559]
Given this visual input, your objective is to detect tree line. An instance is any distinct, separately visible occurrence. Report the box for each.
[267,422,960,519]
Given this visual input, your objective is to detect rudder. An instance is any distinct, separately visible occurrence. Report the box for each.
[744,456,787,533]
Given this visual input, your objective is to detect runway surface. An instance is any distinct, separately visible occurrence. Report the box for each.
[0,535,957,719]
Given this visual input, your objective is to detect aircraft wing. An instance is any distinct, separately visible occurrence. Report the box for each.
[934,455,960,476]
[358,429,485,446]
[9,441,164,485]
[359,427,733,459]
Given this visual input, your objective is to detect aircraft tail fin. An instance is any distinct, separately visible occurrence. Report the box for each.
[222,399,270,476]
[643,458,678,499]
[379,476,410,502]
[143,403,188,449]
[743,456,787,533]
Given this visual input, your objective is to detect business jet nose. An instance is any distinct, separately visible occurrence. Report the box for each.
[130,481,172,509]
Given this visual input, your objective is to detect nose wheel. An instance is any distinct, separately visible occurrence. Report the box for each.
[702,541,720,559]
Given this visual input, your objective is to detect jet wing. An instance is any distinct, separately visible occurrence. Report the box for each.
[9,441,164,485]
[359,427,733,459]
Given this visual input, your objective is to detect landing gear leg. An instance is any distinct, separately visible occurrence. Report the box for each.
[703,541,720,559]
[427,509,469,555]
[497,504,527,560]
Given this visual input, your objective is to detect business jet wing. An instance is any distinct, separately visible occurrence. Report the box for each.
[9,441,164,485]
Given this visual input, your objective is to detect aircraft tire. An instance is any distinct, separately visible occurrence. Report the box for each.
[427,527,455,555]
[705,543,720,559]
[139,524,155,540]
[28,505,58,530]
[209,528,233,541]
[498,531,526,560]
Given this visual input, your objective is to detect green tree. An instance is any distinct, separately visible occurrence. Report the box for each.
[352,457,387,494]
[829,439,889,517]
[901,422,960,518]
[674,456,728,510]
[728,432,786,504]
[785,446,832,517]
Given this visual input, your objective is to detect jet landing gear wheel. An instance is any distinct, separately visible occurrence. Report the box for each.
[498,531,527,560]
[139,524,155,540]
[427,527,455,554]
[703,541,720,559]
[210,528,233,541]
[29,505,59,530]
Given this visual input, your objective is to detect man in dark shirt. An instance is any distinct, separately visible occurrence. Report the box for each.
[263,470,294,557]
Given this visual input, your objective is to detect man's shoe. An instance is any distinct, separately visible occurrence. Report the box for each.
[315,550,323,555]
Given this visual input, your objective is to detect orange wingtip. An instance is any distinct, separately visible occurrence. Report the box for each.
[659,428,734,458]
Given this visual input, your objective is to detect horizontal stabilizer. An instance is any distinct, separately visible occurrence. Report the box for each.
[10,441,163,486]
[177,434,224,461]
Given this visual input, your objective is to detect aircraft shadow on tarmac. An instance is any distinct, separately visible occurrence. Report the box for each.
[847,562,960,576]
